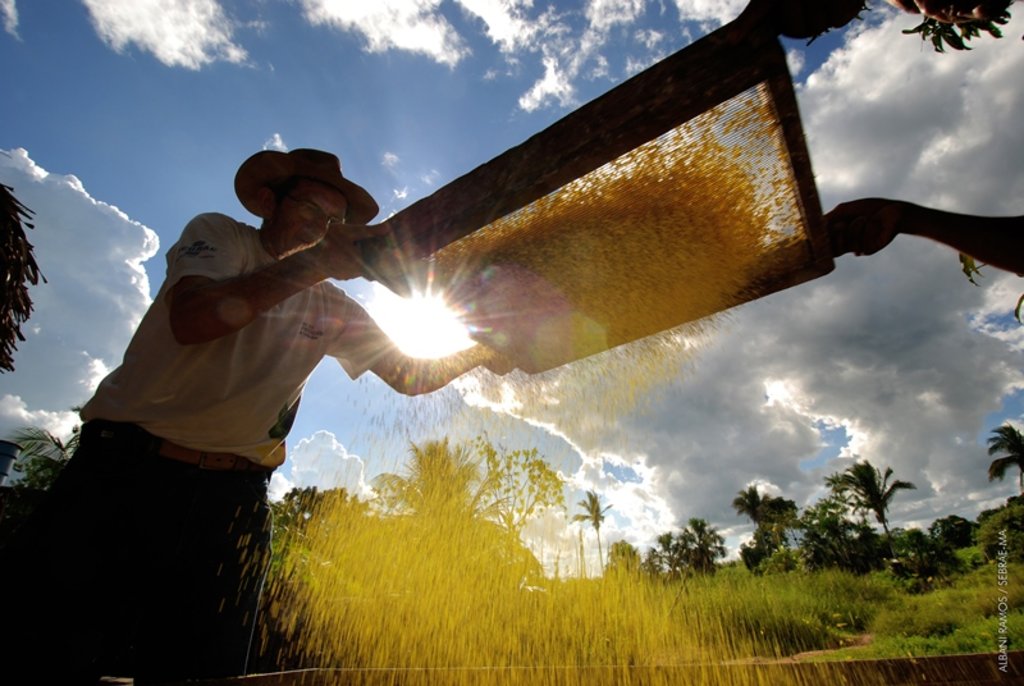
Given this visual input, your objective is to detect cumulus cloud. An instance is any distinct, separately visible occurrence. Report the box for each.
[269,430,372,501]
[0,395,79,442]
[81,0,247,69]
[801,13,1024,216]
[0,148,159,437]
[299,0,469,67]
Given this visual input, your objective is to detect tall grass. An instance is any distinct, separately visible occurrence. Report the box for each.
[256,497,915,685]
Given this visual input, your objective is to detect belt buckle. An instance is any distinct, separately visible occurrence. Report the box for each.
[197,452,243,471]
[197,452,221,470]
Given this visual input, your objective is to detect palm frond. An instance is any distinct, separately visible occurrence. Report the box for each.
[988,455,1017,482]
[0,183,45,373]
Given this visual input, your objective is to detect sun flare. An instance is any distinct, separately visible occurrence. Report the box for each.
[366,283,476,359]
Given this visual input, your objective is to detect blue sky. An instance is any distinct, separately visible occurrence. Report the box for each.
[1,0,1023,573]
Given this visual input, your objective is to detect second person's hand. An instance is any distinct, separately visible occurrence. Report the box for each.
[825,198,906,258]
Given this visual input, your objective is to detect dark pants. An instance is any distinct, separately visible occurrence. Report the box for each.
[0,421,273,684]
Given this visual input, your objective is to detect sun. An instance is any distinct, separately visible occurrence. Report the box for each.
[365,283,477,359]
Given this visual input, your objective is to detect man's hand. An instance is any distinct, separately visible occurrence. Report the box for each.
[305,223,393,281]
[826,198,1024,275]
[825,198,906,258]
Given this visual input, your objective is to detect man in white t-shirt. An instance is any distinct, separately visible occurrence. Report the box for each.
[0,148,499,684]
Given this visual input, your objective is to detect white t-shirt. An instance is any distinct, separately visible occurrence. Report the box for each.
[81,213,377,466]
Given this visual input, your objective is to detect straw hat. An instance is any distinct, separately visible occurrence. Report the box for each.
[234,148,379,224]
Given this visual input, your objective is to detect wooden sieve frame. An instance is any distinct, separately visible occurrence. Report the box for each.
[361,22,833,301]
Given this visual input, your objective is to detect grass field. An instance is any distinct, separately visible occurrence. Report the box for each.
[256,496,1022,683]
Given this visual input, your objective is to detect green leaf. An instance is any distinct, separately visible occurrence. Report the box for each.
[906,16,1007,53]
[944,30,968,51]
[1014,294,1024,323]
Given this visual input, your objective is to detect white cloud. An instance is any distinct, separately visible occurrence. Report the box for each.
[0,395,79,440]
[556,0,646,103]
[671,0,746,25]
[586,0,645,33]
[455,0,537,53]
[1,0,18,37]
[519,53,577,111]
[0,148,158,437]
[785,47,805,77]
[382,151,400,168]
[299,0,469,67]
[800,13,1024,215]
[634,27,663,50]
[514,0,656,112]
[81,0,247,69]
[263,133,288,151]
[270,430,372,501]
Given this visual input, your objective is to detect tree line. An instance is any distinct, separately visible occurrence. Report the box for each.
[601,424,1024,592]
[3,421,1023,593]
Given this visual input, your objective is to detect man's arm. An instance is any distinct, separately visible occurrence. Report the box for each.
[168,257,326,345]
[826,198,1024,275]
[168,223,389,345]
[335,304,514,396]
[371,344,510,396]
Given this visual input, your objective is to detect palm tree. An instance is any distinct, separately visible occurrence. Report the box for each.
[572,490,612,571]
[987,424,1024,494]
[1,426,78,538]
[372,438,498,522]
[650,530,687,580]
[679,518,726,575]
[733,485,797,554]
[831,460,916,556]
[732,485,765,525]
[5,425,78,490]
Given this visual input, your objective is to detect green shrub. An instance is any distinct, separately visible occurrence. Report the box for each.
[872,592,965,637]
[977,498,1024,563]
[756,548,802,575]
[871,563,1024,641]
[955,546,985,570]
[855,612,1023,658]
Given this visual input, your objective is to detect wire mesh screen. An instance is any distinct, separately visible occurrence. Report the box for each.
[364,26,832,372]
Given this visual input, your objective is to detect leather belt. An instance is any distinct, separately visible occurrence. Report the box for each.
[85,420,273,473]
[156,439,274,472]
